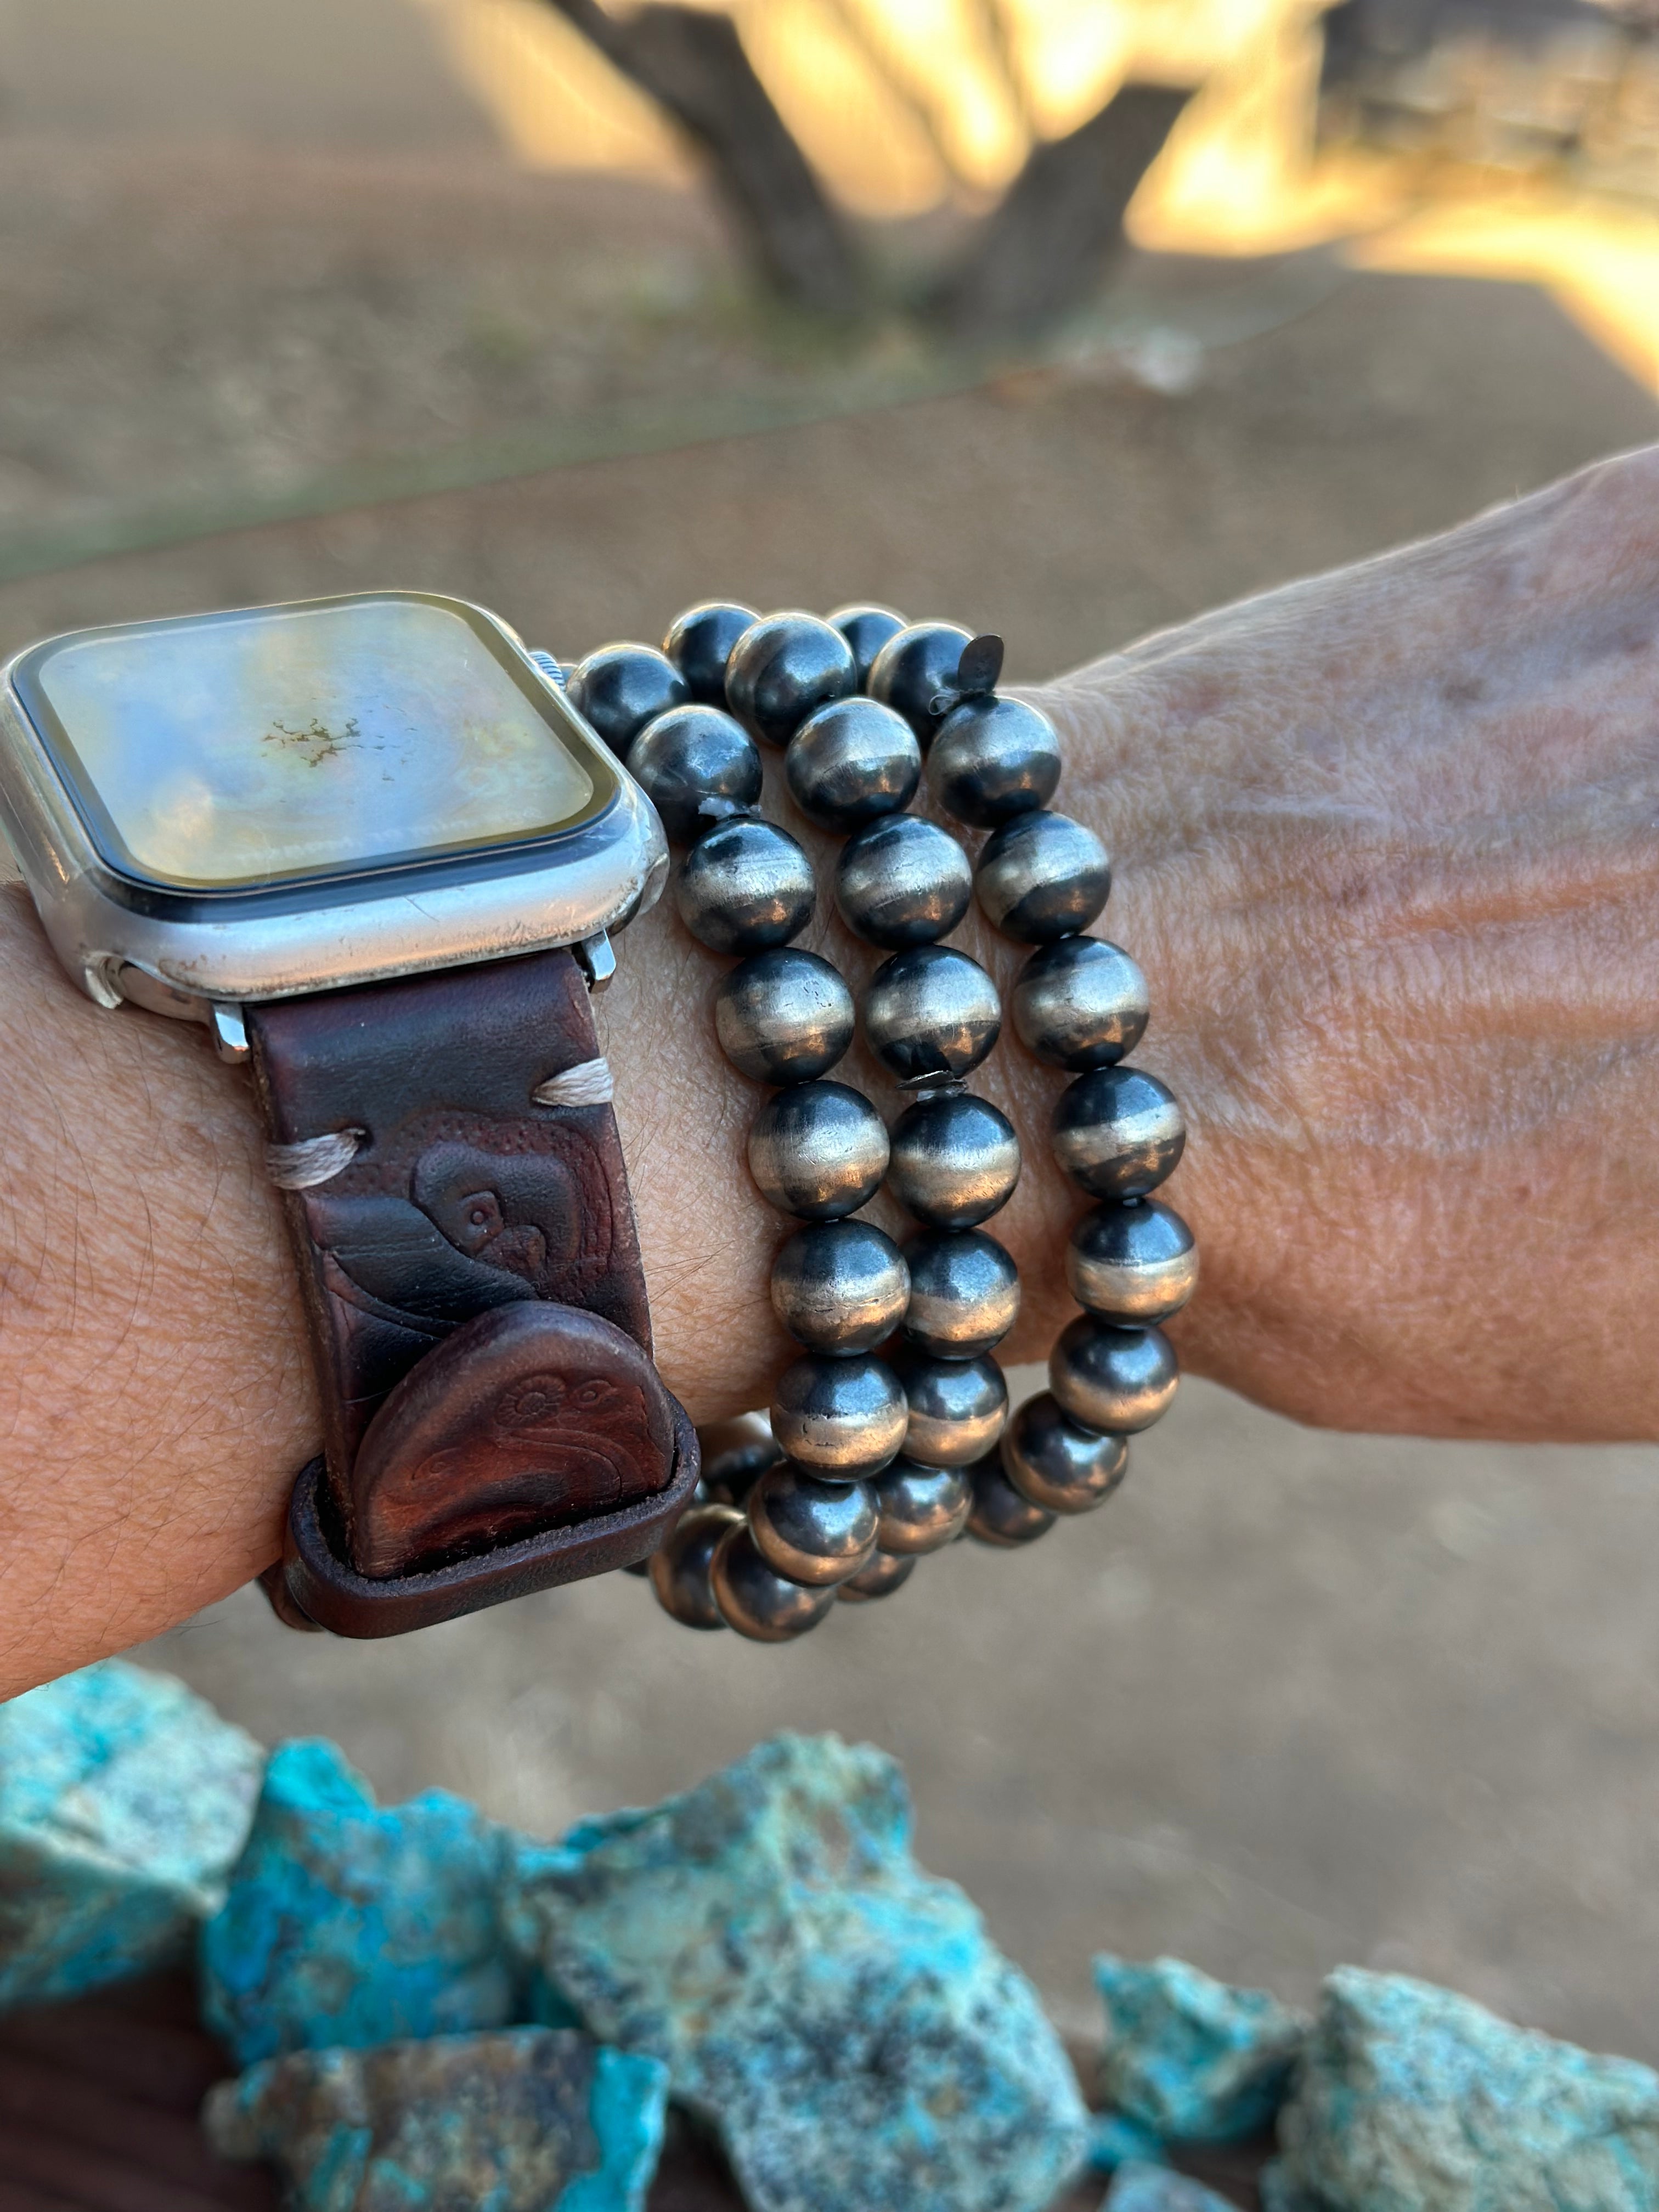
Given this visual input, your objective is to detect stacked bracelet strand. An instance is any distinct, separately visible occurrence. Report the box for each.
[559,601,1196,1642]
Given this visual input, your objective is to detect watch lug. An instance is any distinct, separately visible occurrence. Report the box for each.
[574,929,616,992]
[210,1004,250,1063]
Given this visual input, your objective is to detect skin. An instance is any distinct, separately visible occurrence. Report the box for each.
[2,444,1656,1695]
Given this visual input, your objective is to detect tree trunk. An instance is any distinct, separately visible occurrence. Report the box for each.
[539,1,862,316]
[939,84,1194,335]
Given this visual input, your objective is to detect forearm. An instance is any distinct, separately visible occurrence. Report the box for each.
[5,443,1657,1691]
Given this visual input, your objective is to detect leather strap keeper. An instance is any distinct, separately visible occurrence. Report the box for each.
[246,946,696,1637]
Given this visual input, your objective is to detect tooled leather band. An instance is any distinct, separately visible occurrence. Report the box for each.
[246,947,697,1637]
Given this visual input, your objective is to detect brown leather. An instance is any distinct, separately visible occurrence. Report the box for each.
[349,1303,676,1576]
[246,947,674,1618]
[280,1396,701,1639]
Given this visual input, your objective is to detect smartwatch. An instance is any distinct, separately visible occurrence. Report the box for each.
[0,590,698,1638]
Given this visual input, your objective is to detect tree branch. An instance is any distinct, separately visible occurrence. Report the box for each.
[539,0,861,315]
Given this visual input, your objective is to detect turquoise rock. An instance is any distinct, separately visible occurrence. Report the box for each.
[1089,2111,1169,2172]
[1273,1967,1659,2212]
[506,1731,1090,2212]
[1095,1953,1309,2145]
[204,2028,668,2212]
[1107,2161,1240,2212]
[0,1658,263,2010]
[201,1737,569,2068]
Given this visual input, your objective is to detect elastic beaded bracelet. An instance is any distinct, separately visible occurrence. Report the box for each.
[560,602,1197,1644]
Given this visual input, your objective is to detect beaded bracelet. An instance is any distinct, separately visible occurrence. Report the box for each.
[555,602,1197,1644]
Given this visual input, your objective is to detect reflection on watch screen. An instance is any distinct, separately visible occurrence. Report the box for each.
[23,596,599,890]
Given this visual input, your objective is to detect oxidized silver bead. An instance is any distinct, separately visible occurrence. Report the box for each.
[726,612,857,747]
[748,1460,879,1585]
[1068,1197,1198,1322]
[887,1092,1020,1228]
[837,1548,916,1602]
[870,1457,972,1553]
[966,1447,1054,1548]
[770,1351,909,1479]
[1051,1066,1186,1198]
[864,946,1001,1085]
[748,1080,889,1220]
[975,810,1110,941]
[1050,1316,1178,1432]
[715,949,855,1085]
[697,1413,782,1506]
[893,1346,1008,1467]
[1012,938,1148,1070]
[902,1228,1019,1358]
[567,642,689,757]
[1002,1392,1127,1515]
[867,620,973,744]
[676,817,815,955]
[927,696,1062,827]
[711,1521,837,1643]
[828,603,907,688]
[627,704,761,847]
[662,601,758,706]
[770,1220,910,1354]
[650,1502,744,1628]
[786,698,919,831]
[835,816,972,950]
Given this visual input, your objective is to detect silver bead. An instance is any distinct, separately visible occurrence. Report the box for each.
[748,1081,890,1220]
[626,704,761,846]
[650,1503,744,1628]
[835,816,972,950]
[1012,938,1148,1071]
[696,1413,782,1506]
[770,1352,909,1479]
[786,698,920,831]
[715,949,855,1085]
[725,612,857,748]
[711,1521,837,1642]
[927,696,1062,827]
[893,1346,1008,1466]
[867,620,973,744]
[676,817,815,955]
[771,1220,910,1354]
[662,601,757,706]
[870,1458,972,1553]
[1050,1316,1178,1433]
[975,810,1110,942]
[887,1092,1020,1228]
[864,947,1001,1085]
[1051,1066,1186,1198]
[1002,1393,1127,1514]
[837,1548,916,1602]
[828,603,906,689]
[902,1228,1019,1358]
[966,1447,1054,1548]
[1067,1198,1198,1322]
[748,1460,879,1585]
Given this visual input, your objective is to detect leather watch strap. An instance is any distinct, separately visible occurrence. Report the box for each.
[246,947,696,1634]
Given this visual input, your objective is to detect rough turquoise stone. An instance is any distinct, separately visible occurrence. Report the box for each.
[1273,1967,1659,2212]
[1107,2161,1240,2212]
[204,2027,668,2212]
[506,1731,1089,2212]
[1089,2111,1170,2172]
[201,1737,567,2069]
[1095,1953,1309,2145]
[0,1659,264,2010]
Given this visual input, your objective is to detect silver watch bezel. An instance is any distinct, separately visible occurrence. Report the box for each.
[0,590,667,1015]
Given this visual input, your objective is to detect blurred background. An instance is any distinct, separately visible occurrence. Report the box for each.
[2,0,1658,2066]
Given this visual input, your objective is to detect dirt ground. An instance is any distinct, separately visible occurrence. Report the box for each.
[4,20,1659,2074]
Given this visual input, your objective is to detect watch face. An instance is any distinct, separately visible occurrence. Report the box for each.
[10,593,614,894]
